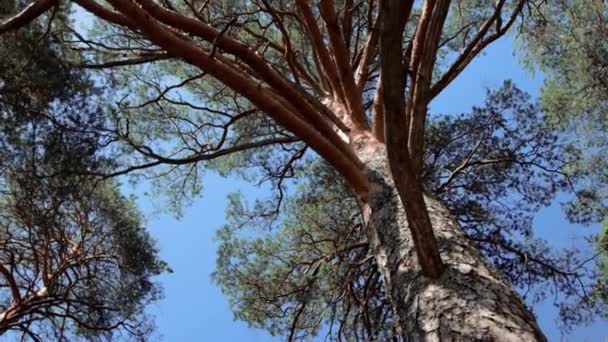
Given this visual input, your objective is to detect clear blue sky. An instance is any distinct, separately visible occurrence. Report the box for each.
[132,38,607,341]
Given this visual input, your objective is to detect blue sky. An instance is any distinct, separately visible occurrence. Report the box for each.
[132,38,608,341]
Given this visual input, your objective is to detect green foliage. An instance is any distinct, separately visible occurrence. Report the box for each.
[521,0,608,225]
[1,173,167,340]
[214,164,392,340]
[522,0,608,125]
[520,1,608,302]
[214,82,607,339]
[0,14,167,340]
[0,2,86,111]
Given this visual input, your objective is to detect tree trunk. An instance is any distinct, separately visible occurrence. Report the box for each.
[357,141,547,341]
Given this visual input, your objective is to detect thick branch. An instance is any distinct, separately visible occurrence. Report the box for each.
[380,0,445,278]
[131,0,352,149]
[371,74,384,143]
[0,0,56,34]
[407,0,451,177]
[408,0,438,85]
[297,1,345,100]
[319,0,369,131]
[354,5,381,94]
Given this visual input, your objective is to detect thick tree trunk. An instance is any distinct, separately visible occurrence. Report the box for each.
[357,141,546,341]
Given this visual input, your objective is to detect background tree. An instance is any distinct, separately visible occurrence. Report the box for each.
[0,5,168,340]
[0,0,606,340]
[0,173,166,341]
[521,0,608,310]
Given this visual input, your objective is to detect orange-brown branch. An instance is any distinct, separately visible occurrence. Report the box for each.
[354,4,381,94]
[407,0,451,177]
[380,0,445,279]
[372,74,384,143]
[132,0,352,148]
[102,0,369,197]
[408,0,437,85]
[296,1,345,100]
[319,0,369,131]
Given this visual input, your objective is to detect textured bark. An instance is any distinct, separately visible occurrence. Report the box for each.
[356,140,547,341]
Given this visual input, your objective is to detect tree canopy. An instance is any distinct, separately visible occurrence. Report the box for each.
[0,5,168,339]
[0,0,606,340]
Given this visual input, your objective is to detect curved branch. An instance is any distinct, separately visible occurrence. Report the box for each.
[92,0,370,196]
[132,0,346,141]
[0,0,56,34]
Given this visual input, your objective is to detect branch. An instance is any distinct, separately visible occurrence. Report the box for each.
[127,137,301,167]
[74,0,134,29]
[429,0,526,100]
[408,0,438,87]
[319,0,369,130]
[407,0,451,177]
[239,25,320,91]
[436,139,484,192]
[371,74,384,142]
[130,0,354,151]
[297,1,345,99]
[95,0,371,196]
[259,0,302,86]
[73,53,170,69]
[471,237,579,278]
[380,0,445,278]
[0,0,56,34]
[0,264,21,304]
[354,3,381,94]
